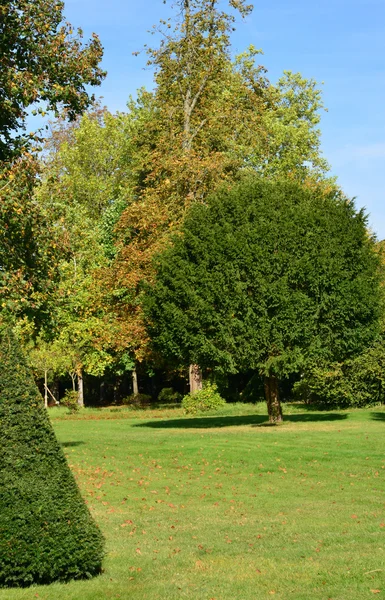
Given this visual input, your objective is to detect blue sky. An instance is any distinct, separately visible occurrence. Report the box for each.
[57,0,385,239]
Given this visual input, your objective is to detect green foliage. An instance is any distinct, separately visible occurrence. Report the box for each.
[26,335,68,382]
[294,340,385,407]
[182,382,226,414]
[40,109,134,232]
[108,0,331,362]
[122,393,152,408]
[259,71,330,179]
[61,389,80,414]
[0,323,104,587]
[0,1,104,325]
[0,157,62,322]
[293,364,349,407]
[145,178,383,383]
[0,0,105,162]
[158,387,182,404]
[33,107,140,384]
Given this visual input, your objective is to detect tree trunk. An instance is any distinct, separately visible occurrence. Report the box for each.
[132,367,139,396]
[189,364,202,394]
[264,374,283,423]
[77,369,84,407]
[70,372,76,391]
[100,381,105,405]
[44,369,48,409]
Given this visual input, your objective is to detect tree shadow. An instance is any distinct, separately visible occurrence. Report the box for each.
[370,412,385,422]
[60,441,85,448]
[134,412,348,430]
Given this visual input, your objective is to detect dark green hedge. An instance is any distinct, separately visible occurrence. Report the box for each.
[0,323,104,587]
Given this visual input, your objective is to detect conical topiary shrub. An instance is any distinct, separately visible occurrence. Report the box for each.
[0,322,104,587]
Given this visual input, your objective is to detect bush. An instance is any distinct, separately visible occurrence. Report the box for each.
[293,363,350,407]
[157,387,182,403]
[61,389,80,413]
[293,341,385,408]
[122,393,152,408]
[0,323,104,587]
[182,382,226,414]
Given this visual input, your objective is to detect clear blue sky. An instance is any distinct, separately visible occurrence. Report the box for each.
[59,0,385,239]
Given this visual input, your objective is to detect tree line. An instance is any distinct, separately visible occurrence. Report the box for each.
[1,0,384,421]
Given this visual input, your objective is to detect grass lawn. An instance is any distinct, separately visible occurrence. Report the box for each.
[2,403,385,599]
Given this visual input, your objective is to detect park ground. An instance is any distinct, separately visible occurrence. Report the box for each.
[1,403,385,600]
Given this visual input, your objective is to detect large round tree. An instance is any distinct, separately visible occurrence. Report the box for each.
[144,178,383,422]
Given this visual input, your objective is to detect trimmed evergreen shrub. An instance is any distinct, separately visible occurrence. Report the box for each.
[182,382,226,414]
[0,323,104,588]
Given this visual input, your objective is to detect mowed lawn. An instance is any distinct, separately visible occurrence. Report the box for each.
[2,404,385,600]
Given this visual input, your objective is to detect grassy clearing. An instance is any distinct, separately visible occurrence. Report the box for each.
[2,403,385,599]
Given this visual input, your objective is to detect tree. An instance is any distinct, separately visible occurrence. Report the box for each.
[0,155,62,324]
[0,321,104,587]
[0,0,105,162]
[33,107,139,403]
[0,0,105,325]
[108,0,331,368]
[27,336,67,407]
[143,178,383,422]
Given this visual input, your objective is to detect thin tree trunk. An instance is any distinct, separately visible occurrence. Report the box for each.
[100,381,105,405]
[44,369,48,409]
[77,369,84,407]
[70,372,76,391]
[264,374,283,423]
[132,367,139,396]
[189,364,202,394]
[113,378,121,405]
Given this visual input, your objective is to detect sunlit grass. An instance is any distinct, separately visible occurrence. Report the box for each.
[2,404,385,599]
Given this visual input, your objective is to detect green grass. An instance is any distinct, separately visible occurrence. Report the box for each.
[2,403,385,599]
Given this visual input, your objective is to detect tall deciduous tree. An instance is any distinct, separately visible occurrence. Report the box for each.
[109,0,331,367]
[144,178,383,422]
[34,108,139,401]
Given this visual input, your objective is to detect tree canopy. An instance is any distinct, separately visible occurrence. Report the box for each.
[144,178,383,421]
[107,0,331,360]
[0,0,105,162]
[0,0,105,325]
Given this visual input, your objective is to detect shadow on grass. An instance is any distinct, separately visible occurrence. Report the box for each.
[370,412,385,421]
[134,412,348,430]
[60,441,85,448]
